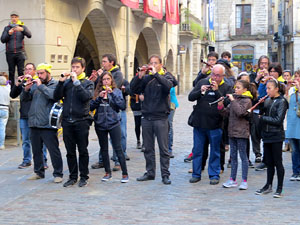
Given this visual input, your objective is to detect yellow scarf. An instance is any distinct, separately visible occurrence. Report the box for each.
[77,72,86,80]
[242,90,253,99]
[149,68,165,75]
[102,85,112,90]
[209,78,224,86]
[109,65,119,72]
[277,76,285,83]
[10,20,24,26]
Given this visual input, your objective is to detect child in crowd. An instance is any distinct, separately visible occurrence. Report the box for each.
[219,80,255,190]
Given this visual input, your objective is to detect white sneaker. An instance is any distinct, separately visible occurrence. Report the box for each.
[222,178,238,188]
[239,181,248,190]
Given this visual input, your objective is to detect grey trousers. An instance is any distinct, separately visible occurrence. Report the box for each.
[142,118,170,178]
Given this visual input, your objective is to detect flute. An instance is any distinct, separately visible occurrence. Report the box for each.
[209,96,228,106]
[201,59,212,67]
[247,95,268,113]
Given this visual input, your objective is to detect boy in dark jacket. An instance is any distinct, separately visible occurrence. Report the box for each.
[1,11,31,86]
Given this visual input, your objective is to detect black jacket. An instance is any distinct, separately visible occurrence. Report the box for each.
[10,84,32,119]
[188,78,232,129]
[260,95,288,143]
[90,88,125,130]
[1,24,31,53]
[110,67,123,89]
[130,72,174,120]
[54,78,94,123]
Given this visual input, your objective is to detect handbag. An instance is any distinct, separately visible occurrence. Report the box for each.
[188,105,196,127]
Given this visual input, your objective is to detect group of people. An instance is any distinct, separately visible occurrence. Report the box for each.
[188,51,300,198]
[1,11,300,197]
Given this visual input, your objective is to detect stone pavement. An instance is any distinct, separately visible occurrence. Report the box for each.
[0,93,299,225]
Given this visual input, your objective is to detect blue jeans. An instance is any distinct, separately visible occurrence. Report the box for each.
[20,118,47,163]
[168,109,175,152]
[290,138,300,175]
[192,127,222,180]
[0,109,9,147]
[112,110,127,162]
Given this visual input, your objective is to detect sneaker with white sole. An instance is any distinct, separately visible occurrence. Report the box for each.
[290,174,298,181]
[121,175,129,183]
[53,177,63,183]
[239,181,248,190]
[222,178,238,188]
[101,173,112,181]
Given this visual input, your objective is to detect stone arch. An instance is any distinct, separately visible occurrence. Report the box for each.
[74,8,118,74]
[134,27,161,73]
[165,49,174,73]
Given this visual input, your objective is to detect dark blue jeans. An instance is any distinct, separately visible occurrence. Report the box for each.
[289,138,300,175]
[192,127,222,180]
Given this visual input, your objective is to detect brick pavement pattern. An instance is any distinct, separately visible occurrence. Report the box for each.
[0,93,299,224]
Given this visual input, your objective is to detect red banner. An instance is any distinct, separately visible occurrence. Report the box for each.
[121,0,139,9]
[166,0,179,24]
[144,0,163,20]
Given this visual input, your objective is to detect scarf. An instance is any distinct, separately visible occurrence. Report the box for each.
[209,78,224,86]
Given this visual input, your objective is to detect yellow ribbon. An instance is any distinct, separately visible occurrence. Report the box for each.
[149,68,165,75]
[209,78,224,86]
[77,72,86,80]
[109,65,119,72]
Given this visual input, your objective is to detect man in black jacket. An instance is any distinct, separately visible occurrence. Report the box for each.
[188,64,232,185]
[1,11,31,86]
[130,55,175,185]
[54,57,94,188]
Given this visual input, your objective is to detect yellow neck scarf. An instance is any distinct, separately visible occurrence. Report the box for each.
[102,85,112,90]
[10,20,24,26]
[242,90,253,99]
[149,68,165,75]
[209,78,224,86]
[277,76,285,83]
[109,65,119,72]
[77,72,86,80]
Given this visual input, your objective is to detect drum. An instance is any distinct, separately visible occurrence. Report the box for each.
[49,102,63,129]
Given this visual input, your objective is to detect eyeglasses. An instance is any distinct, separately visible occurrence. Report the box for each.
[211,73,223,78]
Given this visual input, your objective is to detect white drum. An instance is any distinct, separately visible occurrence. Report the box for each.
[49,102,63,129]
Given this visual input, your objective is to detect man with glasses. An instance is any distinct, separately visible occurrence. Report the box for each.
[188,64,232,185]
[10,63,48,169]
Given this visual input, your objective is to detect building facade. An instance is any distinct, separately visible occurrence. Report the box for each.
[214,0,270,72]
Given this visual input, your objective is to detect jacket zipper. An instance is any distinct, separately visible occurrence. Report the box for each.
[266,99,277,132]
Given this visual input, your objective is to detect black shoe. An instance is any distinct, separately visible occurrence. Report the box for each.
[169,152,174,158]
[18,162,32,169]
[255,184,272,195]
[63,179,77,187]
[136,141,142,149]
[136,173,155,181]
[162,176,171,185]
[255,156,262,163]
[141,146,145,152]
[91,162,104,169]
[273,188,283,198]
[184,153,193,162]
[78,178,88,187]
[248,161,255,168]
[125,154,130,161]
[255,162,267,171]
[189,177,201,183]
[210,179,219,185]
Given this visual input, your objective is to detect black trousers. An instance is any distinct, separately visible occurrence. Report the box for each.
[6,52,25,87]
[142,118,170,178]
[250,113,262,158]
[264,142,285,189]
[63,120,90,180]
[30,128,63,178]
[96,125,128,175]
[134,115,142,141]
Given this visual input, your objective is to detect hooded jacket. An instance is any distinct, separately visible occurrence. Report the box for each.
[90,88,125,130]
[220,93,252,139]
[22,78,58,129]
[1,21,31,53]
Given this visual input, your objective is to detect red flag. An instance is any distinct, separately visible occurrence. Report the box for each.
[121,0,139,9]
[144,0,163,20]
[166,0,179,24]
